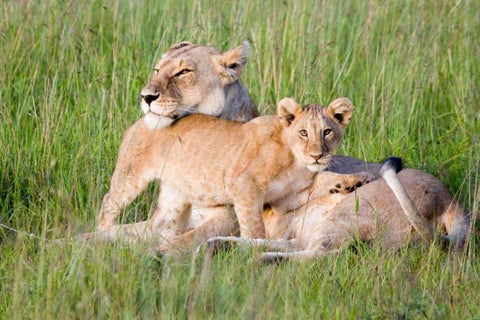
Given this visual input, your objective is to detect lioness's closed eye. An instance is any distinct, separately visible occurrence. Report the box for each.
[139,41,258,129]
[97,97,355,242]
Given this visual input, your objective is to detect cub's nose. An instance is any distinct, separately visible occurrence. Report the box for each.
[141,93,159,105]
[310,153,324,161]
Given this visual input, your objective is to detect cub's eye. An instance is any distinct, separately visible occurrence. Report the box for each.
[299,129,308,137]
[174,69,192,77]
[153,68,159,75]
[323,129,332,137]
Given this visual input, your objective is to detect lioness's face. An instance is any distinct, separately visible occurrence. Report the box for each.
[278,98,354,172]
[140,42,250,128]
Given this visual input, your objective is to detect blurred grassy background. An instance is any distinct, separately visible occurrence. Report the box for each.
[1,0,479,318]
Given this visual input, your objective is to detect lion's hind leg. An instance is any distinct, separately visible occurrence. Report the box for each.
[259,249,342,263]
[259,214,360,262]
[258,232,351,263]
[202,236,297,254]
[200,233,345,263]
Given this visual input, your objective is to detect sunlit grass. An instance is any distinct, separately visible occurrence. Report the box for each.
[1,0,479,318]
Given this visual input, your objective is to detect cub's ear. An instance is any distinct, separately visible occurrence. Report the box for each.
[211,40,250,85]
[162,42,193,59]
[326,98,354,126]
[278,98,302,126]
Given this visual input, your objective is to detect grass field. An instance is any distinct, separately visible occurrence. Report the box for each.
[1,0,479,318]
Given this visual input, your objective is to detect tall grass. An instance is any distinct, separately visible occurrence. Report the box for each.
[1,0,479,318]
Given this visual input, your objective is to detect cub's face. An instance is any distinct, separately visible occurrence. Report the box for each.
[278,98,354,172]
[140,41,250,129]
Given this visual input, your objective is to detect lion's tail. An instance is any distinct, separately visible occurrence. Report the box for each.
[380,157,470,251]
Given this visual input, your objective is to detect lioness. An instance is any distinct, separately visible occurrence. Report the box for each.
[85,41,467,257]
[207,158,471,261]
[139,41,258,129]
[96,97,356,242]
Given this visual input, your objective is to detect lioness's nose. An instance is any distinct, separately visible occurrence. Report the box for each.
[310,153,323,160]
[141,93,159,105]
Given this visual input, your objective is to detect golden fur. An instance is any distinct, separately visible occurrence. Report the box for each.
[95,97,355,243]
[139,41,258,129]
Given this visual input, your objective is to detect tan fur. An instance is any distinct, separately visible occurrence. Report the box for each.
[208,167,470,261]
[139,41,257,129]
[95,98,355,245]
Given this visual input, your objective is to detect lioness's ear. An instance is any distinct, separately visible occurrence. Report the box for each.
[278,98,302,126]
[326,98,355,126]
[212,40,250,85]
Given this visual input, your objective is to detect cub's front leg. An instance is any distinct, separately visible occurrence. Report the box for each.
[98,173,153,230]
[231,181,266,239]
[97,124,157,230]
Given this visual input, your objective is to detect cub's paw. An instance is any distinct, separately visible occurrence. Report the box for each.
[356,171,376,186]
[329,172,376,194]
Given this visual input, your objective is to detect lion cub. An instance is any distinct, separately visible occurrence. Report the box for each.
[97,97,354,239]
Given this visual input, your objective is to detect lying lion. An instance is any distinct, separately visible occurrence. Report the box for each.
[206,158,471,261]
[81,41,469,257]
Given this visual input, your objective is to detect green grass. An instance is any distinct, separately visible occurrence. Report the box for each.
[1,0,479,318]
